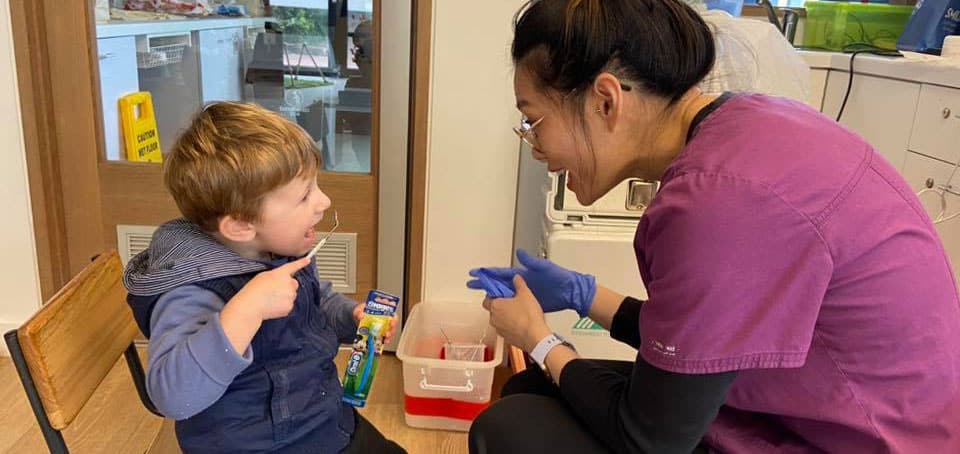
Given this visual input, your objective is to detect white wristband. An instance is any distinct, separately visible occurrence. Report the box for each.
[530,333,574,369]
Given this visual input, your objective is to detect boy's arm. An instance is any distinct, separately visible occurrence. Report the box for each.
[315,279,360,343]
[146,285,253,420]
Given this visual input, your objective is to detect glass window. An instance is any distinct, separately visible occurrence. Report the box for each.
[96,0,374,173]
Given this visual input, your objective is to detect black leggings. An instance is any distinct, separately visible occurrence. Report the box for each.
[468,360,628,454]
[469,360,711,454]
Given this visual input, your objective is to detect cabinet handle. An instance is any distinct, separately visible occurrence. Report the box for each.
[944,108,953,119]
[98,52,114,60]
[627,180,658,211]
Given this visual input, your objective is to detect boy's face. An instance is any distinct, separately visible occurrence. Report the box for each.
[253,173,332,257]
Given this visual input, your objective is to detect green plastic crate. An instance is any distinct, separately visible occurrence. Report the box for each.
[802,1,916,51]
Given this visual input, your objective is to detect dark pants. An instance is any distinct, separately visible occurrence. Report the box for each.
[469,360,710,454]
[468,360,626,454]
[341,410,406,454]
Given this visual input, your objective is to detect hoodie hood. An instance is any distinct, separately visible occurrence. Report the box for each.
[123,219,268,296]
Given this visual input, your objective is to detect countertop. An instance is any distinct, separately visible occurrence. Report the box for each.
[800,50,960,89]
[96,16,276,39]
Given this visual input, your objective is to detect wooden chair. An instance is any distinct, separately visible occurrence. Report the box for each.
[3,250,177,453]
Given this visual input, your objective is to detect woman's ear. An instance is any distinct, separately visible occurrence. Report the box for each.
[218,215,256,242]
[591,72,625,130]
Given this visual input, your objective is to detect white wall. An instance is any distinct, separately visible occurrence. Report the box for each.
[421,0,525,303]
[0,0,42,356]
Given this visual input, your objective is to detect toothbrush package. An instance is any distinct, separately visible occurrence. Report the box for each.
[341,290,399,407]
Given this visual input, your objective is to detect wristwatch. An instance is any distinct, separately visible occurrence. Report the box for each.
[529,333,576,374]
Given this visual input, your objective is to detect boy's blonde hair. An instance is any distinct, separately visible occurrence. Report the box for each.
[163,102,321,232]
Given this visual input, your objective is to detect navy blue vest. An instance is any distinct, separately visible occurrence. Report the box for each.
[129,264,355,453]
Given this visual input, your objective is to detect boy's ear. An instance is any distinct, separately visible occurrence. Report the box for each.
[218,215,256,242]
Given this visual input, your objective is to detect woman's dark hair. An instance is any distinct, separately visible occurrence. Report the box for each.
[512,0,715,104]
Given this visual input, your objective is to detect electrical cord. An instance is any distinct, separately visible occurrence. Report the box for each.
[835,44,902,122]
[917,158,960,225]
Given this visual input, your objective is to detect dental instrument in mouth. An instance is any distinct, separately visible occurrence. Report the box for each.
[306,210,339,260]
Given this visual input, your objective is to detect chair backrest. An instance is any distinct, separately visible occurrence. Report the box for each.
[14,250,138,430]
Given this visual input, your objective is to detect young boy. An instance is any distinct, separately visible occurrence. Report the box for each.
[123,102,405,454]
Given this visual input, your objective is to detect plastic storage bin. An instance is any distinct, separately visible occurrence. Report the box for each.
[396,301,504,432]
[706,0,745,16]
[803,1,915,51]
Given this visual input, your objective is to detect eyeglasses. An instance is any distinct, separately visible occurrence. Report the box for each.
[513,116,544,148]
[512,81,632,149]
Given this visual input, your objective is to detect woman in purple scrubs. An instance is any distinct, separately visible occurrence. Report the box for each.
[466,0,960,452]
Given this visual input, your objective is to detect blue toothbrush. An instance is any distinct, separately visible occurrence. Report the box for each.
[357,325,379,392]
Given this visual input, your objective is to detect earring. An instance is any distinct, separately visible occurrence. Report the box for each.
[594,106,602,114]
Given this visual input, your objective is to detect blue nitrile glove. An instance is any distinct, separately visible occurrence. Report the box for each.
[468,268,517,298]
[466,249,597,317]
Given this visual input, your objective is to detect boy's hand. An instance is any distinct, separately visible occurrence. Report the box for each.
[233,257,311,321]
[353,303,400,345]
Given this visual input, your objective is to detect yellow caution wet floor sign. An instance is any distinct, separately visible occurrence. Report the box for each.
[120,92,163,163]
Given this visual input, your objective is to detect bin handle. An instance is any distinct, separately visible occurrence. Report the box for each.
[419,377,474,393]
[419,367,475,392]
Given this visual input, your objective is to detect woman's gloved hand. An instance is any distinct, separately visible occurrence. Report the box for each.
[467,249,596,317]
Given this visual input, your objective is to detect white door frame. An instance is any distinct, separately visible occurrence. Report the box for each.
[377,0,411,349]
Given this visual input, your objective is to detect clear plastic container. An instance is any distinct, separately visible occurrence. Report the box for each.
[803,1,915,51]
[395,301,504,432]
[705,0,745,16]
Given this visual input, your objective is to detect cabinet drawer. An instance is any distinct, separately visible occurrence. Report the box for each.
[908,84,960,165]
[901,151,960,281]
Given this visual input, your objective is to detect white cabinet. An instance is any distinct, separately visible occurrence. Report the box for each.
[908,84,960,165]
[809,68,828,111]
[96,36,140,161]
[822,72,920,171]
[901,152,960,280]
[809,53,960,285]
[198,27,244,104]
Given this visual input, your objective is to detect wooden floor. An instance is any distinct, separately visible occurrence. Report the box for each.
[1,349,512,454]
